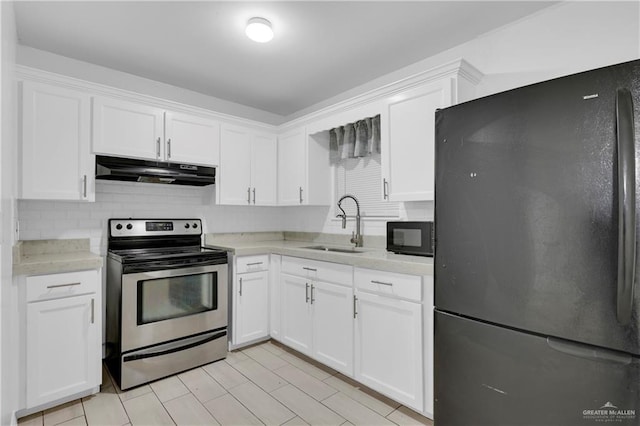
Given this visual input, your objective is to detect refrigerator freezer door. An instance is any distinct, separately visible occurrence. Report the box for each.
[435,60,640,355]
[434,311,640,426]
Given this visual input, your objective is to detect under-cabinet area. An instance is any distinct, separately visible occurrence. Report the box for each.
[226,245,434,418]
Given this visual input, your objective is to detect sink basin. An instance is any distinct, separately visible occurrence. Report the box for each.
[303,245,366,254]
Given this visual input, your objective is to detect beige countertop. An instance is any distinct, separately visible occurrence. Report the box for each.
[205,232,433,276]
[13,239,103,276]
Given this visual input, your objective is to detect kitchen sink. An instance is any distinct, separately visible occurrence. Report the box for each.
[303,245,366,254]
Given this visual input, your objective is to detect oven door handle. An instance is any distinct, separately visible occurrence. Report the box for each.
[122,330,227,362]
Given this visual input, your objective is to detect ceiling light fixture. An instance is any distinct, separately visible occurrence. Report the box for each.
[246,17,274,43]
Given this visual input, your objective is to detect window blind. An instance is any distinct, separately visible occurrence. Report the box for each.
[334,153,400,217]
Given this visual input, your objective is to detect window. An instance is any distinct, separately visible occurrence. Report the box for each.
[334,152,400,218]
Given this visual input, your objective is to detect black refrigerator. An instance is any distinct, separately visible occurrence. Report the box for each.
[434,59,640,425]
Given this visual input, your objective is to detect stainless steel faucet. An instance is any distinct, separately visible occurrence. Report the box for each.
[336,194,363,248]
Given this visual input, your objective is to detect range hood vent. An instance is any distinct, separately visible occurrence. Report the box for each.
[96,155,215,186]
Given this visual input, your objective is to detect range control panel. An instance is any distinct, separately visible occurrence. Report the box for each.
[109,219,202,238]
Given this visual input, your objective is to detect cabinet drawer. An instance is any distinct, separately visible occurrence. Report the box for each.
[26,270,99,302]
[355,268,422,302]
[282,256,352,285]
[236,254,269,273]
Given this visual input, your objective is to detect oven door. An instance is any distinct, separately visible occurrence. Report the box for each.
[121,263,228,352]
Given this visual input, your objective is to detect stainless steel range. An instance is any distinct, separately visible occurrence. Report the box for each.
[105,218,228,390]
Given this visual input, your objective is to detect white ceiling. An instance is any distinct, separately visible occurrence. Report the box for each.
[14,1,556,117]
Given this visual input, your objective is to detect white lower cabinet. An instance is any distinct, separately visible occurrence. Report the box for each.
[233,253,432,417]
[280,274,354,375]
[311,281,354,375]
[280,257,354,376]
[232,255,270,348]
[234,270,269,345]
[23,269,101,410]
[269,255,282,341]
[280,273,313,355]
[354,290,424,411]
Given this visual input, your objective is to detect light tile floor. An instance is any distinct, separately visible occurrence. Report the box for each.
[18,340,434,426]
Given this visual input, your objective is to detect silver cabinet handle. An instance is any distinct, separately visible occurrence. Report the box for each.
[90,298,95,324]
[156,137,161,158]
[303,267,317,272]
[239,277,243,296]
[246,262,263,266]
[371,280,393,286]
[83,175,87,198]
[299,187,303,204]
[383,178,389,200]
[167,138,172,159]
[353,295,358,318]
[252,187,256,204]
[305,283,310,303]
[310,284,315,304]
[247,187,251,204]
[46,282,81,289]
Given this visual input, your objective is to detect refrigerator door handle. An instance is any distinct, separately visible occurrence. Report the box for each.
[547,337,632,365]
[616,88,636,326]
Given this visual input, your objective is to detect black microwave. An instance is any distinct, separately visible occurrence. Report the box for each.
[386,221,434,257]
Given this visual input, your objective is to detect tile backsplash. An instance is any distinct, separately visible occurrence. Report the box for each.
[17,180,284,255]
[18,181,433,255]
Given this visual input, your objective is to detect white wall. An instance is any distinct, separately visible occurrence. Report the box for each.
[1,1,18,424]
[289,2,640,121]
[18,181,284,256]
[280,0,640,236]
[17,45,284,126]
[14,1,640,242]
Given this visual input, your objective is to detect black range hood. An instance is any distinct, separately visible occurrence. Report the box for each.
[96,155,215,186]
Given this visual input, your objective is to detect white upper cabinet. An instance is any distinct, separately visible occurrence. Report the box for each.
[164,111,220,166]
[278,127,331,206]
[381,61,481,202]
[219,124,277,206]
[278,128,306,205]
[251,134,278,205]
[20,81,95,201]
[92,96,220,167]
[382,80,451,202]
[92,96,164,161]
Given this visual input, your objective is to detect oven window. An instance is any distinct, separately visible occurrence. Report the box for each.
[137,272,218,325]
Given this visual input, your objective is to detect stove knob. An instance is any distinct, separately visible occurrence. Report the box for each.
[126,223,133,230]
[115,224,123,230]
[192,223,198,229]
[185,223,190,229]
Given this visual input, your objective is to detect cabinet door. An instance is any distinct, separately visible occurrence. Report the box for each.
[280,273,312,355]
[278,128,306,205]
[26,294,100,408]
[234,271,269,345]
[355,291,424,411]
[164,111,220,166]
[219,125,252,205]
[383,80,452,201]
[270,255,281,340]
[311,281,354,375]
[92,96,164,161]
[251,134,277,205]
[21,81,94,201]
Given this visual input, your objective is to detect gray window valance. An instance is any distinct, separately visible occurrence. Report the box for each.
[329,114,380,163]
